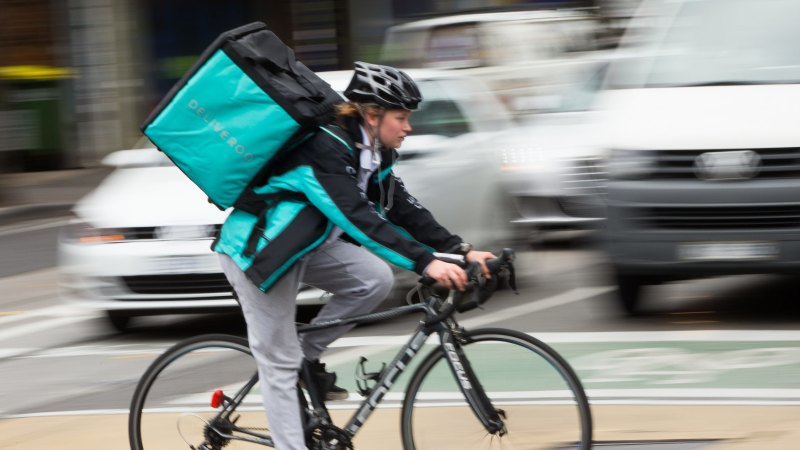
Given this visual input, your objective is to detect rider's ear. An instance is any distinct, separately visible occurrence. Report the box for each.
[364,109,381,128]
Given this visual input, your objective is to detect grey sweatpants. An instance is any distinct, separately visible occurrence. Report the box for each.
[219,239,394,450]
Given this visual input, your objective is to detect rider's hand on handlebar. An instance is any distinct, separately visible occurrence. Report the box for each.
[424,259,468,291]
[465,250,498,279]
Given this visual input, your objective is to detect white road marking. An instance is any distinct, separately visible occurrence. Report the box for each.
[6,388,800,420]
[331,329,800,348]
[15,329,800,359]
[0,304,78,326]
[5,283,800,419]
[0,349,36,359]
[0,315,91,342]
[457,286,615,330]
[0,217,71,237]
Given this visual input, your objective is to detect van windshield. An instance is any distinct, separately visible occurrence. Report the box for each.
[608,0,800,88]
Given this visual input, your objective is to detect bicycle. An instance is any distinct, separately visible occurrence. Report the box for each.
[129,248,593,449]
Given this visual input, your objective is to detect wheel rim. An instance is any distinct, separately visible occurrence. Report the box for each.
[131,337,267,450]
[403,331,591,450]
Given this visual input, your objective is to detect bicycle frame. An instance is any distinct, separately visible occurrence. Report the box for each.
[205,291,504,447]
[323,304,503,437]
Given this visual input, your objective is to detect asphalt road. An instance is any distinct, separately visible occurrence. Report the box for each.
[0,219,64,278]
[2,219,800,449]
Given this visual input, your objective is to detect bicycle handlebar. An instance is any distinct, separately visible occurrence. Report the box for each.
[419,248,517,322]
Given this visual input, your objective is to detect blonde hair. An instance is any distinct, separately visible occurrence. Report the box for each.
[335,102,382,120]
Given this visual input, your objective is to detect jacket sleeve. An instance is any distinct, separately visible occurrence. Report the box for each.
[298,130,436,274]
[384,172,464,253]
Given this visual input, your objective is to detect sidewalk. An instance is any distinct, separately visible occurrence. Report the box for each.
[1,405,799,449]
[0,167,112,226]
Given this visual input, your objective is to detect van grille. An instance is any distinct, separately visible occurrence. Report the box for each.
[632,205,800,230]
[122,274,232,295]
[652,148,800,179]
[563,156,607,193]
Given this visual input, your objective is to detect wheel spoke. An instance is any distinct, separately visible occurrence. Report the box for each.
[401,329,592,450]
[129,335,269,450]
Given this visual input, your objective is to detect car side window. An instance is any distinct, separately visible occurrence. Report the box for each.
[412,99,470,137]
[426,23,483,69]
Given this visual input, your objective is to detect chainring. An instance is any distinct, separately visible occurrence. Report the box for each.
[308,423,353,450]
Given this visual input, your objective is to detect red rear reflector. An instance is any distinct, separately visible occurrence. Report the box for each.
[211,389,224,408]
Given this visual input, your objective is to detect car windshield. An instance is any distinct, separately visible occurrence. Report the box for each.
[412,77,512,136]
[551,62,608,113]
[382,16,597,69]
[607,0,800,88]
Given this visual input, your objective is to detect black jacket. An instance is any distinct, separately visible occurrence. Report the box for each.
[213,117,463,292]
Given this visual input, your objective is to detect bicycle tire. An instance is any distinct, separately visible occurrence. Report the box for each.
[400,328,592,450]
[129,334,269,450]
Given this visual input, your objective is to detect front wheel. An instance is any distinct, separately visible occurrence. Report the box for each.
[401,328,592,449]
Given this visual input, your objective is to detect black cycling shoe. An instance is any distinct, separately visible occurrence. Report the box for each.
[301,359,349,401]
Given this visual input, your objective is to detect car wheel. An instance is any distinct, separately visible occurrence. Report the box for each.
[616,273,644,315]
[107,311,132,332]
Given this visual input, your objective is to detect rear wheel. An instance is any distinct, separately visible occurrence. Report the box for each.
[401,328,592,450]
[129,334,268,450]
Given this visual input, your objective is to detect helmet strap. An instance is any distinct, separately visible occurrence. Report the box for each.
[355,103,386,153]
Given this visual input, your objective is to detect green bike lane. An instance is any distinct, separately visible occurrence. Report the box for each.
[2,330,800,449]
[323,330,800,402]
[322,330,800,449]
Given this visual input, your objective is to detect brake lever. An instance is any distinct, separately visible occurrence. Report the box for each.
[507,261,518,294]
[493,248,518,294]
[471,281,482,308]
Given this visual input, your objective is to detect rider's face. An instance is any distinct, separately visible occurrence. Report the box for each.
[367,109,413,149]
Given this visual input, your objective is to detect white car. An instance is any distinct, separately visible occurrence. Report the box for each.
[58,145,334,331]
[498,61,609,241]
[58,69,516,331]
[381,9,601,118]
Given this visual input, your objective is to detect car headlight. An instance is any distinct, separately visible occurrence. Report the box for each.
[61,218,128,244]
[607,149,655,179]
[500,146,545,172]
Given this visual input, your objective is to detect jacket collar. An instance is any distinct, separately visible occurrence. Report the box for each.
[339,115,399,172]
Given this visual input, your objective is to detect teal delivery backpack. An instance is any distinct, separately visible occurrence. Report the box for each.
[141,22,342,210]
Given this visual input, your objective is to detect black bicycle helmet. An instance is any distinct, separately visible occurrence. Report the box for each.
[344,62,422,111]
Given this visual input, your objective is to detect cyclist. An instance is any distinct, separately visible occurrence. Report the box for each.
[215,61,495,450]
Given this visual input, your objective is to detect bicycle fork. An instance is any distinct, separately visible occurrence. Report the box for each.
[439,330,507,435]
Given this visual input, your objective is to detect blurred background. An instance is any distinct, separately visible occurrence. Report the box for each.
[1,0,627,328]
[0,0,630,172]
[4,0,800,448]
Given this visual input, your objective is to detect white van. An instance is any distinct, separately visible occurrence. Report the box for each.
[381,10,601,118]
[600,0,800,313]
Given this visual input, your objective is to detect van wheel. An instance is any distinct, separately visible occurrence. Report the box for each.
[616,273,643,315]
[107,311,132,332]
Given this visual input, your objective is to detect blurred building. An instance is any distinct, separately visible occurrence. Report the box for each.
[0,0,610,171]
[0,0,72,171]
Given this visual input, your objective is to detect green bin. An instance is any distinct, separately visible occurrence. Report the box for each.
[0,65,71,171]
